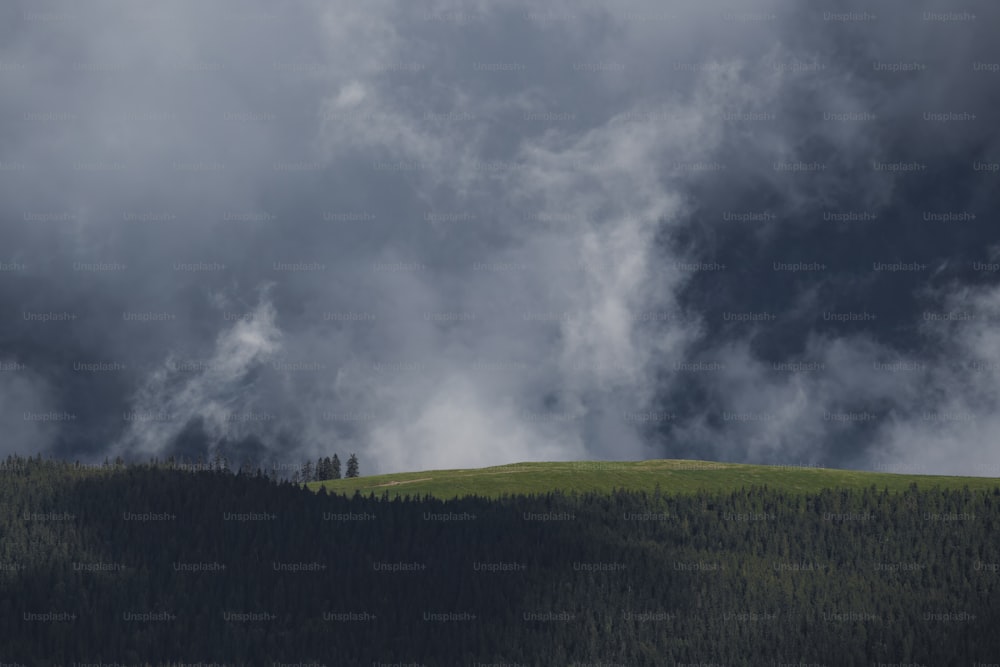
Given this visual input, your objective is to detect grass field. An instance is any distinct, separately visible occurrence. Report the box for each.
[304,459,1000,499]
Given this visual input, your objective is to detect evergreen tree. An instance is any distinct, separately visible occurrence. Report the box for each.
[331,454,342,479]
[212,451,224,472]
[301,460,314,483]
[346,453,359,478]
[316,457,331,481]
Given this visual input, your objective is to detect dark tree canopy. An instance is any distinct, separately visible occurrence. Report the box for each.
[0,454,997,666]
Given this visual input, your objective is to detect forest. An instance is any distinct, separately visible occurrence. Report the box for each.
[0,454,998,666]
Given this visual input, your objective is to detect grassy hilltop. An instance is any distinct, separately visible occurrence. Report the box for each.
[305,458,1000,499]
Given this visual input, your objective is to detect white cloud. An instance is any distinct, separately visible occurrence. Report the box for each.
[114,290,283,459]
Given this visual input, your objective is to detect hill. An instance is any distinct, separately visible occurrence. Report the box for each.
[305,458,1000,499]
[3,456,1000,665]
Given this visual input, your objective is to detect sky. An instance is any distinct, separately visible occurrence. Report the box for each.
[1,0,998,476]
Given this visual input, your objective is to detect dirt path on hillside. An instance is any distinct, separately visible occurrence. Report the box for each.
[373,477,433,487]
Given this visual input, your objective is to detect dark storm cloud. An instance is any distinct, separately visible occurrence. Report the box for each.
[1,0,998,474]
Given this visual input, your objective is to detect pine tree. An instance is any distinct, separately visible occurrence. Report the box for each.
[346,453,359,478]
[331,454,342,479]
[301,460,314,482]
[316,457,330,481]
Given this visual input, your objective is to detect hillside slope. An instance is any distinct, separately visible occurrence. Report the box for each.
[306,458,1000,499]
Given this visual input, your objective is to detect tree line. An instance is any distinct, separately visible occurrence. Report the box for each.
[291,452,360,483]
[81,451,362,482]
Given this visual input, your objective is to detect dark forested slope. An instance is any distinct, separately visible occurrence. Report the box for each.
[0,456,998,666]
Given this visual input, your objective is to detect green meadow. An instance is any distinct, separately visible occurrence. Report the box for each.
[305,459,1000,499]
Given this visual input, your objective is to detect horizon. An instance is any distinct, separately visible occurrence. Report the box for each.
[11,451,996,481]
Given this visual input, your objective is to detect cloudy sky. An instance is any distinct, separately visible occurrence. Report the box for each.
[1,0,998,476]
